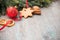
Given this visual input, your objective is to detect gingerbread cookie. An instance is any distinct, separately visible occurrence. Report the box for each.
[20,8,27,18]
[20,7,34,18]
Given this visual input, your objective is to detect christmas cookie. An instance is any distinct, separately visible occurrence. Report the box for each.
[20,7,34,18]
[32,6,41,15]
[25,8,34,17]
[20,8,27,18]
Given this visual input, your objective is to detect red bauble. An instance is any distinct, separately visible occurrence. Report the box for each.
[6,6,18,18]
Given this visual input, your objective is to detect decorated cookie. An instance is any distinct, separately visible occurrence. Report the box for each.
[25,8,34,17]
[20,7,34,18]
[20,8,27,18]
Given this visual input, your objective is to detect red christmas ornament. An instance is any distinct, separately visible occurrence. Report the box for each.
[6,6,18,18]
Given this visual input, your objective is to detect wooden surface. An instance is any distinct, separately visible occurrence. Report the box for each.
[0,1,60,40]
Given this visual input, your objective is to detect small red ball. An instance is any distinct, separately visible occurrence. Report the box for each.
[6,6,18,18]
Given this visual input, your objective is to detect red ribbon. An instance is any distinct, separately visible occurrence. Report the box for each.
[11,15,22,21]
[26,0,29,8]
[20,13,22,20]
[0,24,7,31]
[0,20,12,31]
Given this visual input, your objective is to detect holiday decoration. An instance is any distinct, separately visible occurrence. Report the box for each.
[20,7,34,18]
[0,0,52,16]
[0,19,15,30]
[0,0,53,31]
[6,6,18,19]
[0,19,15,27]
[32,6,41,15]
[19,5,42,18]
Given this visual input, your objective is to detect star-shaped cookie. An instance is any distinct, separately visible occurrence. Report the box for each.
[20,8,26,16]
[25,8,34,17]
[20,7,34,18]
